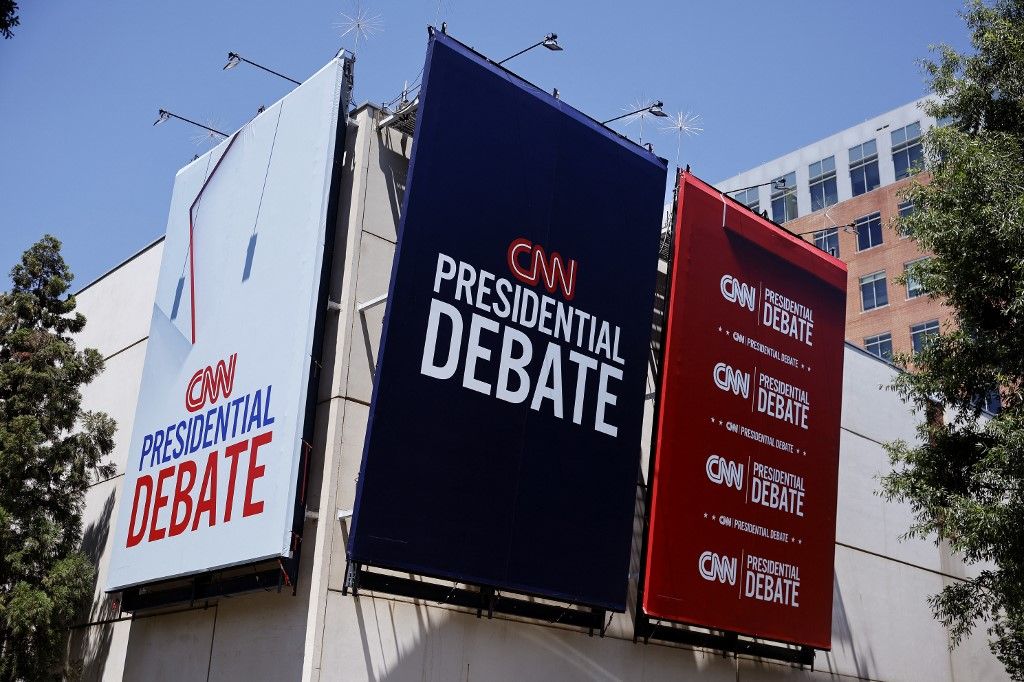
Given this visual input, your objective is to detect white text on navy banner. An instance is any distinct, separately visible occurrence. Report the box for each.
[421,247,626,438]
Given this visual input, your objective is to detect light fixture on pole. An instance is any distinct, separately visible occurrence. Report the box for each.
[601,100,668,125]
[153,109,229,138]
[726,177,791,196]
[497,33,563,65]
[223,51,301,86]
[791,222,857,237]
[721,179,858,242]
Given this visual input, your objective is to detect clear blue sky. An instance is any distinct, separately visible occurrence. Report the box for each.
[0,1,971,288]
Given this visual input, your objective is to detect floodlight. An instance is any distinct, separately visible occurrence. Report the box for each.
[222,51,300,85]
[602,100,670,125]
[648,101,668,117]
[151,109,228,138]
[542,33,563,51]
[499,32,565,65]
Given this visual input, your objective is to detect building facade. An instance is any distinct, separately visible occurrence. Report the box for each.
[58,101,1008,681]
[717,99,952,360]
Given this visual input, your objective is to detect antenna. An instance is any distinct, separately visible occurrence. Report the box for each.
[660,111,703,167]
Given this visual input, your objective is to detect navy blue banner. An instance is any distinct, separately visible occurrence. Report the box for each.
[348,30,667,611]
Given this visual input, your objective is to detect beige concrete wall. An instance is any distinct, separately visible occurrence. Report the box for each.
[66,107,1008,682]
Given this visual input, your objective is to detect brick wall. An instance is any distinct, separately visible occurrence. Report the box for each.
[784,175,952,358]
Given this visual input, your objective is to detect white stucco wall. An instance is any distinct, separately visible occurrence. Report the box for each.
[716,98,934,218]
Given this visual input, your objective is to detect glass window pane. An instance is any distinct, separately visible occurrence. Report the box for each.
[864,139,877,156]
[857,213,883,250]
[865,333,893,360]
[870,215,882,246]
[731,188,760,213]
[911,320,939,353]
[874,278,889,307]
[772,196,786,223]
[906,258,928,298]
[892,127,906,146]
[814,228,839,257]
[822,155,835,173]
[907,121,921,139]
[908,143,923,170]
[810,183,824,212]
[849,144,863,163]
[894,150,909,179]
[986,390,1001,414]
[865,160,880,192]
[861,272,888,310]
[823,177,838,207]
[851,167,865,196]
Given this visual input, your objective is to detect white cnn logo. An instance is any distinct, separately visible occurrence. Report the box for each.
[699,551,737,584]
[713,362,750,398]
[706,454,744,491]
[720,274,756,311]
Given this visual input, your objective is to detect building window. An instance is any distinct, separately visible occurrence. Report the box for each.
[809,156,838,212]
[771,171,798,223]
[860,271,888,311]
[937,115,955,128]
[905,258,929,298]
[849,139,880,196]
[892,121,924,179]
[897,200,914,238]
[855,212,883,251]
[813,227,839,257]
[984,389,1002,414]
[864,332,893,361]
[731,187,760,213]
[910,319,940,353]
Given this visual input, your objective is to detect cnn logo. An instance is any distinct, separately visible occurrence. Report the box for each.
[720,274,756,311]
[698,551,737,585]
[185,353,238,413]
[713,362,750,398]
[507,238,577,300]
[706,454,743,491]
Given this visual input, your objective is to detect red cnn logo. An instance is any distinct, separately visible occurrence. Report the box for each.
[506,238,578,301]
[185,354,238,413]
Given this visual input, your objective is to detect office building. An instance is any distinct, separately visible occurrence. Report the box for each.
[717,99,951,360]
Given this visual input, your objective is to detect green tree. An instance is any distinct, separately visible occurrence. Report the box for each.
[884,1,1024,679]
[0,0,18,39]
[0,236,115,680]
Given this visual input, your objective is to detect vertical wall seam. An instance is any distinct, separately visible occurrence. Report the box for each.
[205,604,219,682]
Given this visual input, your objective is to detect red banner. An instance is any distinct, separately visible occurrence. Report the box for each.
[642,172,847,649]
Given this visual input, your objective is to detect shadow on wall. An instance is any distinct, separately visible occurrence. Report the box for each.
[822,572,876,680]
[377,127,410,233]
[66,489,117,681]
[340,593,760,682]
[338,560,873,681]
